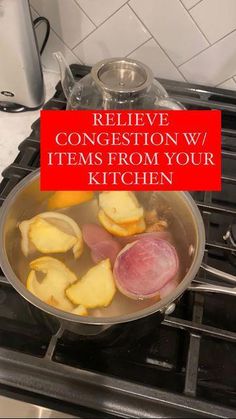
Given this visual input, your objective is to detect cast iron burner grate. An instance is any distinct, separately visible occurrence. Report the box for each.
[0,65,236,418]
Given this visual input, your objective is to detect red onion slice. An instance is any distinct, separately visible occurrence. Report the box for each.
[82,223,112,248]
[159,277,179,299]
[91,239,121,265]
[118,231,172,246]
[113,238,179,300]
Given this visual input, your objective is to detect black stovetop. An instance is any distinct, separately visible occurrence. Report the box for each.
[0,65,236,418]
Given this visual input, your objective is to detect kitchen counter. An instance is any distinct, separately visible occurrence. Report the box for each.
[0,395,74,418]
[0,71,59,178]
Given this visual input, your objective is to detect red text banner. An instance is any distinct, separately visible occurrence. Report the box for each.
[40,110,221,191]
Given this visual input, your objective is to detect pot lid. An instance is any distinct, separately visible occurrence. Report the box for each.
[91,58,153,94]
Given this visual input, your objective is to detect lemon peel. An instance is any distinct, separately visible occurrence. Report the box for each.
[19,211,83,258]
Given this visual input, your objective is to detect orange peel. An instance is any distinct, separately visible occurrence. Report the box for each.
[48,191,94,210]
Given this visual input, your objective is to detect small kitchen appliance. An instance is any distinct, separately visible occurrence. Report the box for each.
[0,0,44,112]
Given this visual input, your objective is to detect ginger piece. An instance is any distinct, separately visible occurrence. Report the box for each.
[145,209,159,225]
[145,209,168,232]
[146,220,168,233]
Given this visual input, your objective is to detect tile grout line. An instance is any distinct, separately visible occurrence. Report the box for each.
[211,27,236,46]
[72,27,98,53]
[178,44,210,68]
[49,27,85,64]
[178,28,236,69]
[33,0,236,86]
[73,0,97,28]
[72,2,131,53]
[30,4,90,57]
[188,0,204,11]
[32,0,203,79]
[179,0,211,45]
[127,3,188,82]
[125,38,152,58]
[30,5,85,65]
[128,2,158,40]
[217,76,236,87]
[217,76,233,87]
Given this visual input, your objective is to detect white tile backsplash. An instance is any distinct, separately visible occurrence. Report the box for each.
[129,0,208,65]
[31,5,81,71]
[218,78,236,90]
[180,30,236,85]
[181,0,202,9]
[128,39,185,81]
[190,0,236,44]
[73,5,150,65]
[76,0,128,26]
[30,0,95,48]
[31,0,236,90]
[41,28,81,72]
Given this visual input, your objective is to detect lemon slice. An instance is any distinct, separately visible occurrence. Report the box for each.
[29,217,77,253]
[27,257,77,312]
[29,256,78,278]
[72,305,88,316]
[48,191,94,210]
[99,191,144,224]
[66,259,116,309]
[19,211,83,258]
[98,209,146,237]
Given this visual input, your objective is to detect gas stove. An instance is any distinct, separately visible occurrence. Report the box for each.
[0,64,236,418]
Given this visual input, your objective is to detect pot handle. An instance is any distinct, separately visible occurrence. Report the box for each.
[201,262,236,285]
[188,283,236,296]
[188,262,236,296]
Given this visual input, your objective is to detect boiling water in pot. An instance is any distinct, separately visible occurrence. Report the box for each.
[12,191,190,318]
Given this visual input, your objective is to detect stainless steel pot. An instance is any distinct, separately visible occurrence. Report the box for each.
[0,170,235,336]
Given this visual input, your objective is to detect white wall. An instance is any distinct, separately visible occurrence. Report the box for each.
[31,0,236,90]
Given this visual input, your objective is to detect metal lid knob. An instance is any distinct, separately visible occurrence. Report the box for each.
[91,58,154,94]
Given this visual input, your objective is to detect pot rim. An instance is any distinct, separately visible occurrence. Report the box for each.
[0,169,205,325]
